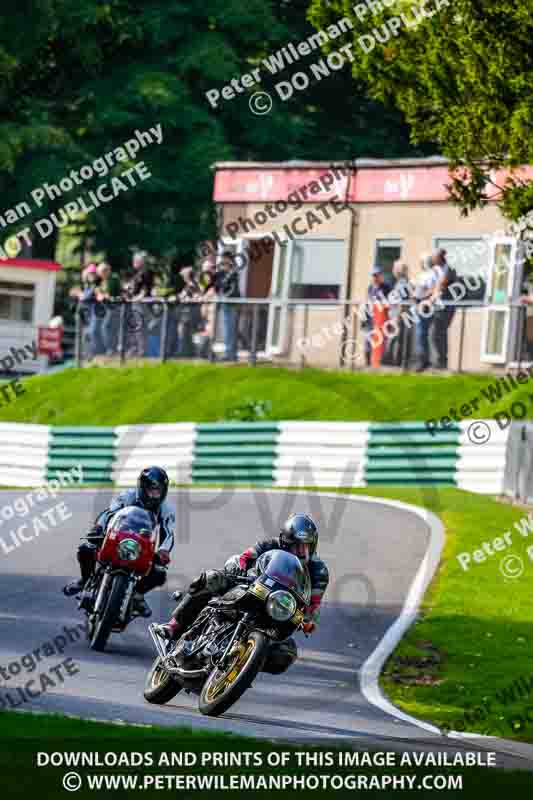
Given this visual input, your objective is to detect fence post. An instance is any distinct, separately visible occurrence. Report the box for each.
[118,302,126,365]
[301,304,309,369]
[209,301,219,363]
[75,306,82,368]
[249,303,259,366]
[517,303,526,370]
[457,306,466,373]
[160,303,169,362]
[400,304,409,372]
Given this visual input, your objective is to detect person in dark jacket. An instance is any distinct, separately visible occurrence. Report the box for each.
[63,467,174,618]
[215,252,241,362]
[154,513,329,675]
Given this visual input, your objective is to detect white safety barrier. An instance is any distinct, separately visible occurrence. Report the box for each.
[274,422,369,488]
[456,422,509,494]
[0,423,50,486]
[113,423,196,485]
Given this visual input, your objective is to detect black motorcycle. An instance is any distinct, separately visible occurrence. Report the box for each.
[144,550,311,717]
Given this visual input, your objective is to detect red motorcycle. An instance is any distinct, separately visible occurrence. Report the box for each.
[82,506,158,651]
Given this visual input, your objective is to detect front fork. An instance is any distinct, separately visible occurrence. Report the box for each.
[93,570,135,624]
[216,613,252,668]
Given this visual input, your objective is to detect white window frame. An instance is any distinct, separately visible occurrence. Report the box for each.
[0,278,36,325]
[432,234,491,282]
[481,235,521,364]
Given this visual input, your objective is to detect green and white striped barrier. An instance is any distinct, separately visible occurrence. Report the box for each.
[0,421,509,494]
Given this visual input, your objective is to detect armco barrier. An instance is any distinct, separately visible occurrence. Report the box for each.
[113,424,195,485]
[0,420,510,494]
[0,423,49,486]
[47,426,117,485]
[274,422,367,488]
[193,423,280,485]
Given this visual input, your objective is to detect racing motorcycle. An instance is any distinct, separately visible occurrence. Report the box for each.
[144,550,311,717]
[75,506,159,652]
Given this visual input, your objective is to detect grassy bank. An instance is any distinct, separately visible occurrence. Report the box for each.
[0,710,528,797]
[340,487,533,742]
[2,362,533,424]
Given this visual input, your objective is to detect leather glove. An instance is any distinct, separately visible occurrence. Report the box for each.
[156,549,170,566]
[87,524,104,542]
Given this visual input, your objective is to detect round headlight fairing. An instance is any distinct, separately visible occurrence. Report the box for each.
[118,538,141,561]
[266,590,297,622]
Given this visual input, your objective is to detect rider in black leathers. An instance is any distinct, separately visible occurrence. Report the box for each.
[63,466,174,618]
[154,513,329,674]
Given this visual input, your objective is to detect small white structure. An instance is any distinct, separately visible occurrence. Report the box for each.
[0,257,61,374]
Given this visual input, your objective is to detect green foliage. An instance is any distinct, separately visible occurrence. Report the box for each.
[0,0,421,268]
[224,397,273,422]
[309,0,533,219]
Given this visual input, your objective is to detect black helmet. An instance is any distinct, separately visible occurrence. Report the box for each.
[279,513,318,562]
[137,466,169,511]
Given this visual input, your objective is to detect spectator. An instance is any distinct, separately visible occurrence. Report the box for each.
[125,250,153,357]
[383,260,412,366]
[80,264,105,359]
[198,261,217,359]
[364,265,392,367]
[414,253,438,372]
[178,267,203,357]
[430,248,456,370]
[215,252,241,362]
[159,261,186,359]
[96,261,122,355]
[130,250,154,298]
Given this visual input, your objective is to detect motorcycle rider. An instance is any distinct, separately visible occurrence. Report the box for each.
[154,513,329,675]
[63,466,174,618]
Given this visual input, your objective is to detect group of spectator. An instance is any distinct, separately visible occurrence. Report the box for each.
[70,249,244,362]
[363,248,458,371]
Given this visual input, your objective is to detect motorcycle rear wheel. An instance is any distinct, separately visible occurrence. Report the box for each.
[89,573,129,652]
[144,656,183,704]
[198,630,267,717]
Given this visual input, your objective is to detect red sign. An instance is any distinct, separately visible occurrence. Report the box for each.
[38,326,63,356]
[213,164,533,204]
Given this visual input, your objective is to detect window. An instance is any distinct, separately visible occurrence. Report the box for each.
[0,281,35,323]
[289,239,346,300]
[374,239,402,285]
[434,237,490,278]
[435,237,490,301]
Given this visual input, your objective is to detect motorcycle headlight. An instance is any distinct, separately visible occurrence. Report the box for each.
[118,538,141,561]
[266,590,297,622]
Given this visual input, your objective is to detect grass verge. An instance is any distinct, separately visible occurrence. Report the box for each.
[2,362,533,424]
[329,487,533,743]
[0,710,529,797]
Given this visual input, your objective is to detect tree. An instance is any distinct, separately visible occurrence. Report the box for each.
[308,0,533,220]
[0,0,426,271]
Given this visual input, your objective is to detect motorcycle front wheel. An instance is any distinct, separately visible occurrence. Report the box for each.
[89,573,129,652]
[144,655,183,704]
[198,630,267,717]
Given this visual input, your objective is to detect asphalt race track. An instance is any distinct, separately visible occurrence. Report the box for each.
[1,488,531,769]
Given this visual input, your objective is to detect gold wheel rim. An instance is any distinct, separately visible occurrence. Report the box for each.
[205,638,256,702]
[153,663,167,688]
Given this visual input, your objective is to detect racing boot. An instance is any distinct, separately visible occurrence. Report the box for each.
[132,593,152,618]
[63,578,84,597]
[154,592,207,641]
[63,541,98,596]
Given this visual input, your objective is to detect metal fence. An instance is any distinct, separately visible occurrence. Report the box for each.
[503,421,533,504]
[73,297,533,372]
